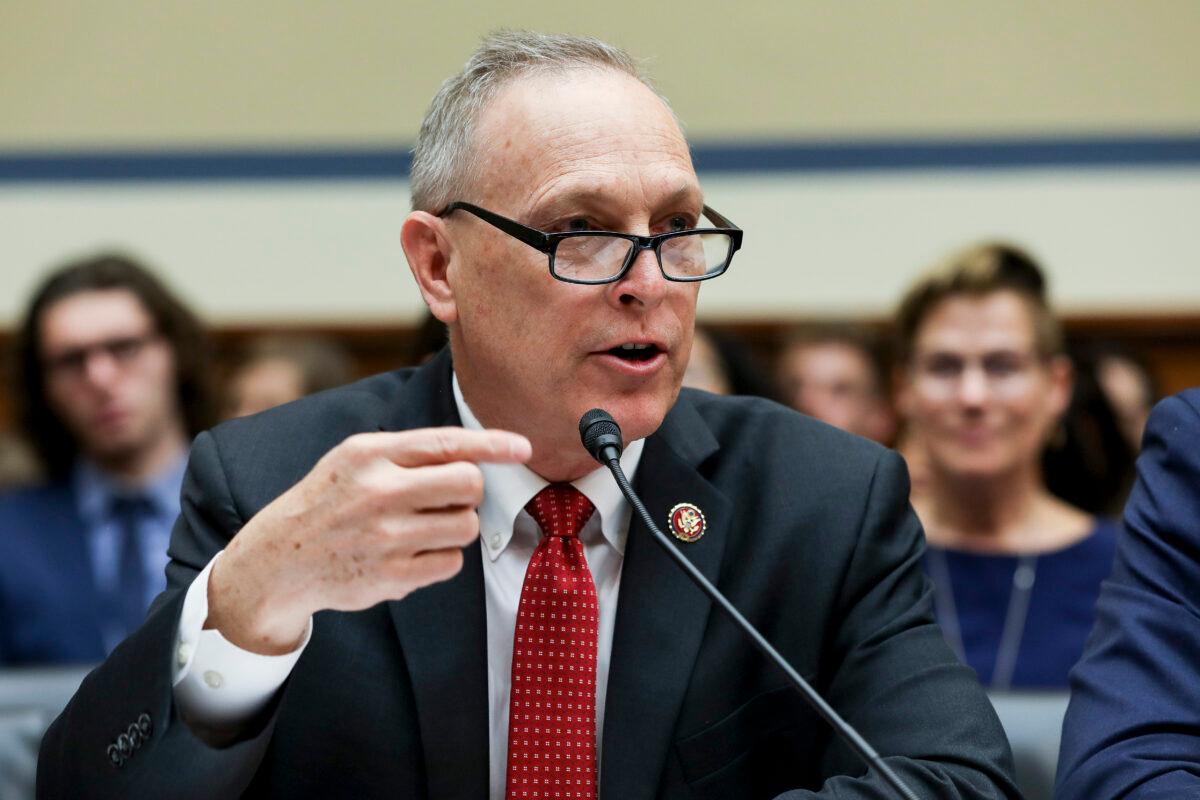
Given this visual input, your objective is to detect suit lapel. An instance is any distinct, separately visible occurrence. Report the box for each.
[385,349,491,798]
[389,542,490,799]
[601,395,731,799]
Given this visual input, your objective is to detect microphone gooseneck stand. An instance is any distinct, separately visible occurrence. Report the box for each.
[578,409,919,800]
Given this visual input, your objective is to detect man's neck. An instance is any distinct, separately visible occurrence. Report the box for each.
[92,427,188,488]
[452,371,597,483]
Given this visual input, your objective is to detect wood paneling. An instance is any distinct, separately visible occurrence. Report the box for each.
[1,314,1197,434]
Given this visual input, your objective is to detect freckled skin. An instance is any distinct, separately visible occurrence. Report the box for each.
[424,69,703,481]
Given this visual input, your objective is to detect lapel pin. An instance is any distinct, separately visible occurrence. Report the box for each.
[668,502,706,543]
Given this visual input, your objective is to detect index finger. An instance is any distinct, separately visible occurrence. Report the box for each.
[371,427,532,467]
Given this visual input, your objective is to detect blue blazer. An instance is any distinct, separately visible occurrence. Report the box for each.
[1057,388,1200,799]
[0,482,108,665]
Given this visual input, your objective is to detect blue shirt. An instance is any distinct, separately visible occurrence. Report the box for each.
[73,456,186,652]
[923,518,1119,689]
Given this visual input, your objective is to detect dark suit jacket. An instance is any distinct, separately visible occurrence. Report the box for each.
[0,483,109,665]
[39,350,1017,798]
[1057,388,1200,799]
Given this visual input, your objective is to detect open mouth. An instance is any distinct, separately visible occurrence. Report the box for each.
[605,343,663,362]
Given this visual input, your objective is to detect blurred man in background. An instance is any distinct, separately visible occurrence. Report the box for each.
[681,325,777,399]
[1093,344,1157,454]
[224,334,352,419]
[775,325,895,444]
[0,253,213,664]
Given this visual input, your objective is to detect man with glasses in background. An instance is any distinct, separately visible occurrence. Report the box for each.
[0,253,213,665]
[41,32,1015,798]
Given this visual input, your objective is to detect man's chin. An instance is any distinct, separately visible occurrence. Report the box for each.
[595,391,679,446]
[82,434,145,468]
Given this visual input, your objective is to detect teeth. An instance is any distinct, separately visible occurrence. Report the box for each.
[620,343,651,350]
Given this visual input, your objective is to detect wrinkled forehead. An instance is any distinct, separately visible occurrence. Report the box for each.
[467,68,699,214]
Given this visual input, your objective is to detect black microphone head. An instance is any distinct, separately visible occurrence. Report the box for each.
[579,408,623,463]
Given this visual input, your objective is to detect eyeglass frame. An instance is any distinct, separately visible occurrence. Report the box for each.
[436,200,743,285]
[41,331,163,382]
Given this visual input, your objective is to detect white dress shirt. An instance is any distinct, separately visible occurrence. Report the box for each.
[172,374,643,799]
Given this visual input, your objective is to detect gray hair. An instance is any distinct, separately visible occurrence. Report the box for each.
[409,30,670,213]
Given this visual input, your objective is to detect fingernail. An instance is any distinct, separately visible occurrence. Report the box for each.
[512,436,532,459]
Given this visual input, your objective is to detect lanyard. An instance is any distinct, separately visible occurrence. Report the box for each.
[927,549,1039,692]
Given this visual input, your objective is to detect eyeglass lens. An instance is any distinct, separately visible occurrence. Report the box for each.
[553,232,733,282]
[44,334,156,379]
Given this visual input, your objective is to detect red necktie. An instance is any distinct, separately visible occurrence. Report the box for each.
[505,484,599,800]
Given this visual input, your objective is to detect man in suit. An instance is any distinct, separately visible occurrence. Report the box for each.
[39,32,1016,798]
[0,254,213,665]
[1056,388,1200,798]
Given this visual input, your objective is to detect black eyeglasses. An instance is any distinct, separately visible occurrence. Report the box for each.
[42,332,161,381]
[436,201,742,285]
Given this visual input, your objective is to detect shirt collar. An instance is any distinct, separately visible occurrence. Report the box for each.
[73,453,188,524]
[452,373,644,561]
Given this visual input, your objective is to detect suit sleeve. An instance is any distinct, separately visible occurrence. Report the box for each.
[1056,392,1200,799]
[37,430,283,799]
[782,449,1020,799]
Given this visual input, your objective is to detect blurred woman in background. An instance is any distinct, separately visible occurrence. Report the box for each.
[895,242,1118,689]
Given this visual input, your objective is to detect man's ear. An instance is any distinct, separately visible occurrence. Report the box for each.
[401,211,458,324]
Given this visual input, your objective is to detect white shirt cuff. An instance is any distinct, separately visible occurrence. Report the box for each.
[172,551,313,729]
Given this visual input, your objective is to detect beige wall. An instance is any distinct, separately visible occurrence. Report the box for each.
[3,1,1199,326]
[3,1,1199,148]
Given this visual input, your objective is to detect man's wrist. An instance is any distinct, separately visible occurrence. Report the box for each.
[205,545,309,655]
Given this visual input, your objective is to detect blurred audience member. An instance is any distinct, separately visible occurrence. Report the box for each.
[1043,345,1138,517]
[682,326,731,395]
[682,325,777,398]
[0,431,41,491]
[1093,343,1158,453]
[0,253,214,665]
[893,426,931,500]
[225,335,353,419]
[895,242,1117,689]
[776,325,896,443]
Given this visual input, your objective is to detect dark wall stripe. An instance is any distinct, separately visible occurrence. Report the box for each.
[1,134,1199,183]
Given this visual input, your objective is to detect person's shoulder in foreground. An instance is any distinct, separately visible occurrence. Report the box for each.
[1057,388,1200,799]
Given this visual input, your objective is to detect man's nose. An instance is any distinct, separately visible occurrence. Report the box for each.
[957,365,989,407]
[610,246,667,309]
[81,350,122,389]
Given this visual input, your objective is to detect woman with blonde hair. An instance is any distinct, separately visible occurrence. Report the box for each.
[894,242,1117,689]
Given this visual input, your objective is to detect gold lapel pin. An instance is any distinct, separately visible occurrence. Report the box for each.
[668,502,706,543]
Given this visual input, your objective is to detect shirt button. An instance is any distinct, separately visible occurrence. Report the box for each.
[203,670,224,689]
[490,533,502,550]
[176,642,192,666]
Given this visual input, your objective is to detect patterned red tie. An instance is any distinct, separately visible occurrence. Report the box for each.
[505,484,599,800]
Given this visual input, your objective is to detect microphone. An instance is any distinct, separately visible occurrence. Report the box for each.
[579,409,918,800]
[579,408,623,463]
